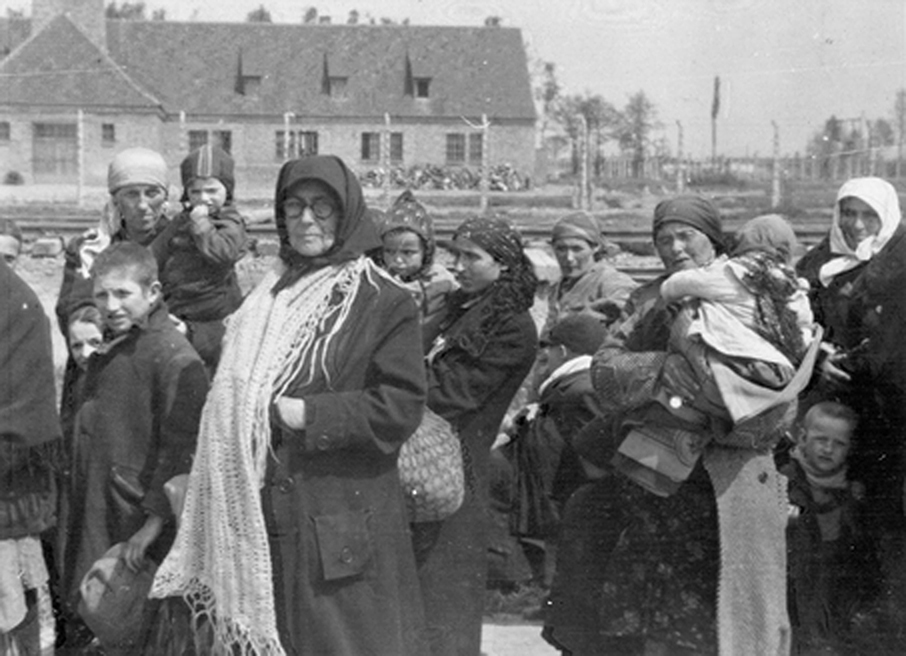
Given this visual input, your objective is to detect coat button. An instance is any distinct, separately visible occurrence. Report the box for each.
[316,435,331,451]
[340,547,354,563]
[278,476,295,493]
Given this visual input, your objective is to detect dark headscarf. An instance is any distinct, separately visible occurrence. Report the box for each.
[272,155,381,293]
[378,190,436,280]
[180,144,236,203]
[731,214,798,264]
[551,211,602,250]
[443,217,538,348]
[653,195,725,254]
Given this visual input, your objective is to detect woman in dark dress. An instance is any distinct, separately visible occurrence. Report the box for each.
[414,217,539,656]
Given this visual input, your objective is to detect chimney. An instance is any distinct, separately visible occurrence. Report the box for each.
[32,0,107,50]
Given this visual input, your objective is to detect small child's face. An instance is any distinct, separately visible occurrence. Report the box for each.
[187,177,228,212]
[0,235,21,268]
[800,413,853,475]
[93,266,161,336]
[382,230,425,279]
[68,320,103,370]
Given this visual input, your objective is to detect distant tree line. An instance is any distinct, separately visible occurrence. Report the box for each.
[531,59,662,178]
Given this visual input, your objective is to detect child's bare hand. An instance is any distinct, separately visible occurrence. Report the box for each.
[124,514,164,572]
[190,204,210,222]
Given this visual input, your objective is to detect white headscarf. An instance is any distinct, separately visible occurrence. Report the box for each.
[819,177,902,286]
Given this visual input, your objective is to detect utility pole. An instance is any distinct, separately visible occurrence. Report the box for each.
[676,120,685,193]
[711,76,720,166]
[578,114,590,210]
[771,121,781,208]
[77,109,85,206]
[383,113,391,203]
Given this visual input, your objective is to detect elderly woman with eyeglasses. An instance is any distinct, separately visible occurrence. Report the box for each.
[152,155,429,655]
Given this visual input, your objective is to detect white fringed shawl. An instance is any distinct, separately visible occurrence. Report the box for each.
[151,256,377,655]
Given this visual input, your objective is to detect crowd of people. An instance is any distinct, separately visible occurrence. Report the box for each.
[1,144,904,656]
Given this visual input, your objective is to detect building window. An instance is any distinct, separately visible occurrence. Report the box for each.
[468,133,483,164]
[188,130,208,151]
[361,132,380,162]
[0,122,9,141]
[101,123,116,147]
[328,77,348,99]
[446,133,466,164]
[299,131,319,156]
[275,130,319,160]
[414,77,431,98]
[390,132,403,162]
[214,130,232,153]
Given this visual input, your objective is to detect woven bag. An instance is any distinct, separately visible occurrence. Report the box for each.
[398,408,464,522]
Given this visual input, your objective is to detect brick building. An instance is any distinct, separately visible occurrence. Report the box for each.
[0,0,536,188]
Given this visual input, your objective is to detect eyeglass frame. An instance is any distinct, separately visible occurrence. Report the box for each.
[281,197,337,220]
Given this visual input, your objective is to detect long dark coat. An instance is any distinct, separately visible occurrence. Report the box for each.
[796,224,906,526]
[266,274,429,656]
[59,303,208,608]
[414,302,538,656]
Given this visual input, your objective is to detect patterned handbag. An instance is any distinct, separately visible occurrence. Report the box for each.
[398,408,465,522]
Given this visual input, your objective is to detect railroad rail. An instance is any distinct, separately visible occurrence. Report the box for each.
[4,215,830,284]
[4,215,831,246]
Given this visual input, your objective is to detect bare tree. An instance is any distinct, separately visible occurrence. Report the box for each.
[246,5,272,23]
[894,89,906,177]
[106,2,146,20]
[554,92,618,175]
[616,90,660,178]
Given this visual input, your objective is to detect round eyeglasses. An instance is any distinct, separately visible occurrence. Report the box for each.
[282,198,336,220]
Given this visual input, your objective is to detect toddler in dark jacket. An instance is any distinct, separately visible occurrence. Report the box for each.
[781,400,876,654]
[151,144,247,373]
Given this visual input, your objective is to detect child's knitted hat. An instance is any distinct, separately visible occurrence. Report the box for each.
[180,144,235,201]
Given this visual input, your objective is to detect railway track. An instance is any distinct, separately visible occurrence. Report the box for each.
[4,215,830,283]
[5,215,831,245]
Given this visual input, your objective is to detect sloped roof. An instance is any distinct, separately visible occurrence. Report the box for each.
[0,15,161,111]
[103,21,535,121]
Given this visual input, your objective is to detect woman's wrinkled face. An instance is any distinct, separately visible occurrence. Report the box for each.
[553,237,595,279]
[654,221,717,274]
[838,196,882,249]
[283,179,340,257]
[451,237,504,294]
[114,184,167,245]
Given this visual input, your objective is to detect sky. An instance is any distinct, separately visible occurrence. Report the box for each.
[4,0,906,157]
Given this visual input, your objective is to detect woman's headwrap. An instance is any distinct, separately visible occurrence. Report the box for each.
[652,195,725,253]
[378,190,436,278]
[551,211,602,249]
[732,214,799,264]
[79,148,170,276]
[452,216,538,311]
[107,147,169,195]
[179,144,235,202]
[272,155,381,293]
[819,176,903,286]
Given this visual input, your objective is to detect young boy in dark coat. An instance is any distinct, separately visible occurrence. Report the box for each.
[151,144,247,373]
[782,401,876,654]
[59,242,208,652]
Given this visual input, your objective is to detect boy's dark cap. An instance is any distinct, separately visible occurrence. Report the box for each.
[544,313,608,355]
[180,144,235,201]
